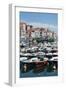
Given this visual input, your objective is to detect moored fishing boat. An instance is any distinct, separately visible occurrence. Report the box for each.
[31,57,48,73]
[45,53,53,59]
[52,53,58,57]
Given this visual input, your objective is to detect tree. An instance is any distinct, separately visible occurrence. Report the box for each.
[48,37,55,42]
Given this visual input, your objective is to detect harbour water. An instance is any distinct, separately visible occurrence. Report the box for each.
[20,69,58,78]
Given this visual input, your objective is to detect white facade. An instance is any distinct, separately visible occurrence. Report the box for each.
[35,30,40,38]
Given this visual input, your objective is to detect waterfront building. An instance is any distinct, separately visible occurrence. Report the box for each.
[20,22,27,39]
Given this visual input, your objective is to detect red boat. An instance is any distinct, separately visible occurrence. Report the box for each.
[31,58,48,73]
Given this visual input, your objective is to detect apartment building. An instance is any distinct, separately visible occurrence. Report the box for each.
[20,22,27,38]
[20,22,57,40]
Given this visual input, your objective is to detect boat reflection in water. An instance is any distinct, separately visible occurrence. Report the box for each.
[20,57,34,73]
[47,57,58,72]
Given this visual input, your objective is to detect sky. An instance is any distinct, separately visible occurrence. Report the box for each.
[20,12,58,32]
